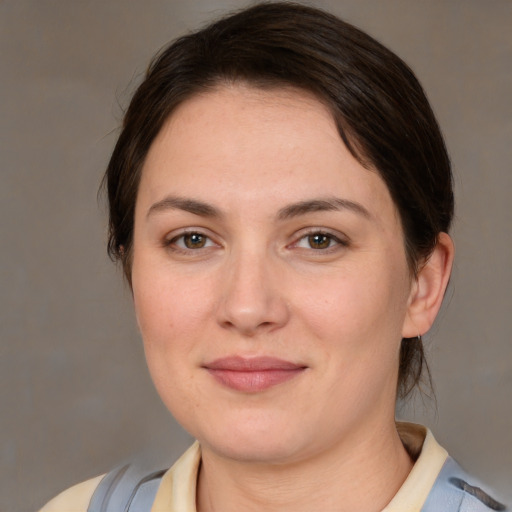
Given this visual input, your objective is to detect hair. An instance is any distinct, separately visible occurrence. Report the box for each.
[103,1,454,399]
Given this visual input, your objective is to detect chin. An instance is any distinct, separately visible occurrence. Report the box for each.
[208,435,306,464]
[193,412,315,464]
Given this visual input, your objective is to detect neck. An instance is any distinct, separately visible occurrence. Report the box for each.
[196,419,413,512]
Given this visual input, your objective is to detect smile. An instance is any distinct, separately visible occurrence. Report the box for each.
[203,356,307,393]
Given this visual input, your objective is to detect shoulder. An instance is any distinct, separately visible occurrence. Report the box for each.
[392,423,508,512]
[423,457,508,512]
[40,465,169,512]
[39,474,105,512]
[37,443,200,512]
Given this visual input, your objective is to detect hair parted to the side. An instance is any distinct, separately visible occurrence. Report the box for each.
[103,1,454,400]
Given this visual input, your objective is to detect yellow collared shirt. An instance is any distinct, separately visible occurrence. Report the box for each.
[40,422,448,512]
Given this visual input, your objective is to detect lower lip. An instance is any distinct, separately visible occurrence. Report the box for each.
[206,368,305,392]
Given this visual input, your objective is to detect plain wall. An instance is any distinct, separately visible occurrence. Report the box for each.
[1,1,510,510]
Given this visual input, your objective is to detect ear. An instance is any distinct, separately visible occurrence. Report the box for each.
[402,232,455,338]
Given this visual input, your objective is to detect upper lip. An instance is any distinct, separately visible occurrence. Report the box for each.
[203,356,306,371]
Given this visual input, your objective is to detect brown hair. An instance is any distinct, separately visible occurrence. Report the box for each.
[104,2,453,399]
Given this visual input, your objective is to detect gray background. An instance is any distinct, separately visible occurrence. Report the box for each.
[1,1,510,510]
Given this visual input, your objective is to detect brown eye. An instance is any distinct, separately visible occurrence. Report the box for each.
[165,231,218,253]
[183,233,207,249]
[307,233,332,249]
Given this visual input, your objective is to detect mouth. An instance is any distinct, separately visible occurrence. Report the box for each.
[202,356,307,393]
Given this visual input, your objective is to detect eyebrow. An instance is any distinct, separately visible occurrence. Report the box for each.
[146,195,371,221]
[147,196,222,219]
[277,197,371,221]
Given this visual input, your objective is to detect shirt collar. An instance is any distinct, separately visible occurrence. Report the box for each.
[151,422,448,512]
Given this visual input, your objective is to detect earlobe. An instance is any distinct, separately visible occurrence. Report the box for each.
[402,232,455,338]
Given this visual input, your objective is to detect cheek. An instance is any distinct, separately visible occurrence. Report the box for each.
[299,270,409,413]
[133,262,212,344]
[131,270,206,419]
[300,269,406,337]
[133,280,174,349]
[131,263,221,416]
[296,257,411,382]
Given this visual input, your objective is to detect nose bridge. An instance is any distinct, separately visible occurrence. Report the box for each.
[218,242,288,335]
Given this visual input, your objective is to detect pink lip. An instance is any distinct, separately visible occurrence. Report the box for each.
[203,356,307,392]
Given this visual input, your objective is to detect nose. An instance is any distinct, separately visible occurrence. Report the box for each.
[216,250,290,336]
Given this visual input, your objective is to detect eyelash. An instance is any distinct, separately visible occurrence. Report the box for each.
[163,229,349,254]
[292,230,348,252]
[164,230,217,253]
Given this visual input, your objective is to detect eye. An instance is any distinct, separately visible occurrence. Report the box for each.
[168,232,215,250]
[306,233,332,249]
[294,231,346,250]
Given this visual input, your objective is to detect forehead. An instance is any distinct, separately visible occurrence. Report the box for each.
[155,83,340,158]
[137,84,395,221]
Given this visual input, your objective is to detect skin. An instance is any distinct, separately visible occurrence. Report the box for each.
[131,84,454,512]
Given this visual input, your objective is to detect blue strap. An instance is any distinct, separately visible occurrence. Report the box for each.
[87,465,166,512]
[421,457,508,511]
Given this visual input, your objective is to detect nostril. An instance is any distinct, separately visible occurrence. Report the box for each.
[220,319,274,335]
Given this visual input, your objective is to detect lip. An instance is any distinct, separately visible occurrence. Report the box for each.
[203,356,307,392]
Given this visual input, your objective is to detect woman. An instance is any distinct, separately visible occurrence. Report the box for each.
[40,3,507,511]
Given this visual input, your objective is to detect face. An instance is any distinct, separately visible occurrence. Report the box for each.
[131,85,416,464]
